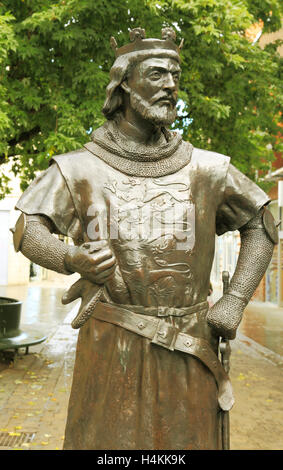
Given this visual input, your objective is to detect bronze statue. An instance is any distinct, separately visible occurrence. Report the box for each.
[12,28,277,450]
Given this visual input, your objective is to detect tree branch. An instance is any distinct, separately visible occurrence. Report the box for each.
[0,126,41,163]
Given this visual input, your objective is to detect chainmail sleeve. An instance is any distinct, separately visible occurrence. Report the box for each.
[229,212,274,300]
[20,216,75,275]
[207,162,274,339]
[207,209,275,339]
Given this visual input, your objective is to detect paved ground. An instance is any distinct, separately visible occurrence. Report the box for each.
[0,282,283,450]
[229,334,283,450]
[0,304,79,450]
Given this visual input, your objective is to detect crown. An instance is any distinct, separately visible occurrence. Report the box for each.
[110,27,184,58]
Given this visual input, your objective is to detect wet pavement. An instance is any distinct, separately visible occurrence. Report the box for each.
[240,301,283,358]
[0,280,80,450]
[0,281,282,450]
[0,282,72,333]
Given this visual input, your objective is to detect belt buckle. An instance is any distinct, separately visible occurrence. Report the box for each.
[151,320,178,351]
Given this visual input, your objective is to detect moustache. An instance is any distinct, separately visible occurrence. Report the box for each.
[153,95,177,106]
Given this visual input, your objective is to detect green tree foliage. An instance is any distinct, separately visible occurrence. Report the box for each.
[0,0,282,197]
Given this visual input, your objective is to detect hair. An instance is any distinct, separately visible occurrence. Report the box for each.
[102,50,180,120]
[102,56,133,120]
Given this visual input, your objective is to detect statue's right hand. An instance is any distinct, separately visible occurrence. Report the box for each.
[64,240,116,284]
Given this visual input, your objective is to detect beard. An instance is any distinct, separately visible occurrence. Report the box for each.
[129,89,177,126]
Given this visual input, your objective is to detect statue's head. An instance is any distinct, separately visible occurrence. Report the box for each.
[102,28,183,126]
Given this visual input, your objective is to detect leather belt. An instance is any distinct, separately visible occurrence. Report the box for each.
[108,301,209,317]
[91,301,234,411]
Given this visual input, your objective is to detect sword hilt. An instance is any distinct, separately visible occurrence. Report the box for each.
[222,270,230,295]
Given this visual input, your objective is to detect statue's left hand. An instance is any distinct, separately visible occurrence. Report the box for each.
[206,294,246,339]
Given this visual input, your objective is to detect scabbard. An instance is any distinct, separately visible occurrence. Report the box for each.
[220,339,231,450]
[220,272,232,450]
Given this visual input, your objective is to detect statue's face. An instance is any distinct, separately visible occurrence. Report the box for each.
[124,57,181,126]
